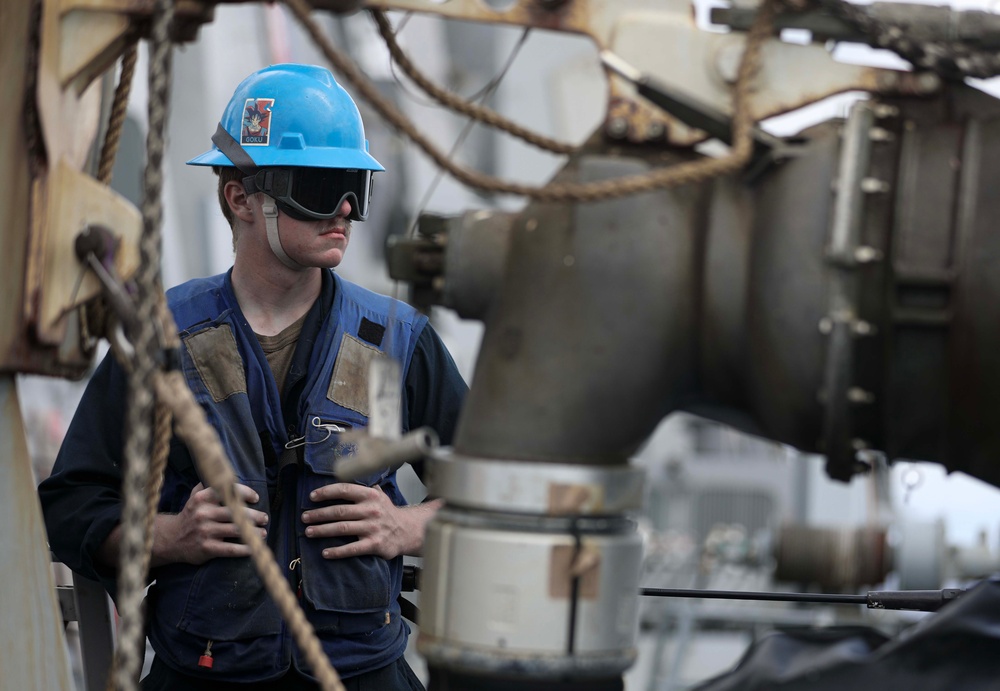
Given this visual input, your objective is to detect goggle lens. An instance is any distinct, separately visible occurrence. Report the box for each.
[248,168,374,221]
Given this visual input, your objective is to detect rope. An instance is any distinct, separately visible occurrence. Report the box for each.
[88,42,140,359]
[153,367,347,691]
[112,0,174,686]
[84,5,344,688]
[91,12,345,686]
[403,25,531,239]
[370,9,576,156]
[285,0,779,203]
[98,42,139,185]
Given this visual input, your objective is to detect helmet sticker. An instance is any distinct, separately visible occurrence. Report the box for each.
[241,98,274,146]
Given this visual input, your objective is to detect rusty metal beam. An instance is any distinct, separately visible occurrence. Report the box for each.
[0,375,74,691]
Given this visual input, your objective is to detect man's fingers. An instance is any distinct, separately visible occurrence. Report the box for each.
[322,538,373,560]
[203,539,254,559]
[205,521,267,541]
[308,482,380,504]
[301,502,370,525]
[190,482,261,507]
[304,519,368,540]
[234,483,262,505]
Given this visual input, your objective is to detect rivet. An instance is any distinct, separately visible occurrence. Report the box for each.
[852,320,876,336]
[847,387,875,404]
[869,127,895,142]
[854,246,884,264]
[860,178,890,194]
[872,104,900,119]
[606,117,629,139]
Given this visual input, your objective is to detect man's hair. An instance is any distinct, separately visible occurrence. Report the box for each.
[214,166,244,251]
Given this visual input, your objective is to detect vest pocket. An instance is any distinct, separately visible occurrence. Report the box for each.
[167,479,282,641]
[298,420,393,633]
[175,557,283,640]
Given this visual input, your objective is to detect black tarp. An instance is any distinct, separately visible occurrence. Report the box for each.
[694,576,1000,691]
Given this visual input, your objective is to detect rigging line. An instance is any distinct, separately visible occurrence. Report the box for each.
[288,0,775,202]
[385,26,530,383]
[114,0,175,687]
[385,12,442,109]
[372,9,575,156]
[391,26,531,311]
[405,26,532,240]
[382,12,529,113]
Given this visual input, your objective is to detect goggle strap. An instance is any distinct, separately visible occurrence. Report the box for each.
[262,200,306,271]
[212,123,259,178]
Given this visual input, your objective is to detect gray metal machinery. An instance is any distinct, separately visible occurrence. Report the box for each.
[382,2,1000,690]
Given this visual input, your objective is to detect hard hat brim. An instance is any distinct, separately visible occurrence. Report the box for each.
[186,146,385,172]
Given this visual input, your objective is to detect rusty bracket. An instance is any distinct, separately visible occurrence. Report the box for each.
[54,0,214,94]
[26,159,141,348]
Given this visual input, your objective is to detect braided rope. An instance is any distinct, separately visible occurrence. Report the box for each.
[91,5,343,687]
[112,0,173,687]
[370,10,576,156]
[286,0,779,203]
[97,42,139,186]
[153,368,346,691]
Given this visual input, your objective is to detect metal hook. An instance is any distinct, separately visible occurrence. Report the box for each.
[284,417,350,449]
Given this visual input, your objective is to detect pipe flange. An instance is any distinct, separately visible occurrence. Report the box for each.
[427,451,645,515]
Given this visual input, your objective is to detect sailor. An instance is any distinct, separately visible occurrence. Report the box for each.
[40,63,466,690]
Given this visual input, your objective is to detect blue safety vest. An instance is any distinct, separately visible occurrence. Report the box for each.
[146,270,427,681]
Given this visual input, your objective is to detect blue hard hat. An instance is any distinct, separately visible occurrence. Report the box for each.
[186,63,383,172]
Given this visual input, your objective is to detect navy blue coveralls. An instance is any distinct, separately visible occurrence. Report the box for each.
[39,269,467,685]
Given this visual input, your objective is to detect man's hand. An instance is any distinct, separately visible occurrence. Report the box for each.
[152,483,269,567]
[302,483,443,560]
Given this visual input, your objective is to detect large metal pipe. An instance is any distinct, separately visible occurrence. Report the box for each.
[445,83,1000,487]
[453,152,707,466]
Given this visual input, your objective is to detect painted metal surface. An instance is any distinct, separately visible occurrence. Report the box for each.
[0,376,74,691]
[419,509,642,671]
[32,161,142,347]
[427,451,645,514]
[363,0,648,41]
[608,11,914,146]
[361,0,929,146]
[454,153,705,465]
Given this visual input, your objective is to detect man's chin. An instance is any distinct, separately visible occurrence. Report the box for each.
[306,251,345,270]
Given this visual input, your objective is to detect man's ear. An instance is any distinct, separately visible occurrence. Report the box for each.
[224,179,254,223]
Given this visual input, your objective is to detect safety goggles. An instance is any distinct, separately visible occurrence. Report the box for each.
[243,167,374,222]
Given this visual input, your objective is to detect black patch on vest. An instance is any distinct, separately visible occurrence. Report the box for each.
[358,318,385,347]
